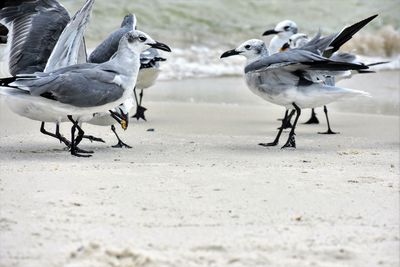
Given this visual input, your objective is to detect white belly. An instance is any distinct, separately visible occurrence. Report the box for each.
[135,67,160,90]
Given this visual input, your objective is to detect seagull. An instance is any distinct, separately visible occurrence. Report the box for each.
[87,14,170,147]
[220,38,370,149]
[282,15,382,133]
[262,20,298,55]
[263,15,378,127]
[132,48,166,121]
[87,49,165,147]
[0,30,171,157]
[0,0,100,148]
[287,33,309,50]
[89,14,167,122]
[84,13,137,148]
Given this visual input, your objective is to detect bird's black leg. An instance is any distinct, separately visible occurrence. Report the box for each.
[139,89,144,106]
[67,116,92,157]
[54,123,71,147]
[318,105,339,135]
[260,109,295,147]
[111,125,132,148]
[303,108,319,124]
[131,87,147,121]
[282,103,301,149]
[279,110,294,130]
[40,122,69,147]
[73,123,95,154]
[82,134,105,143]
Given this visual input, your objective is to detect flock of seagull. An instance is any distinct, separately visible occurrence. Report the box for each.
[0,0,385,157]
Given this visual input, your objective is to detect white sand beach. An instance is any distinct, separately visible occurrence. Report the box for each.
[0,71,399,267]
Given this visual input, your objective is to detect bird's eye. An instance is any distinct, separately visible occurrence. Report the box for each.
[127,35,135,43]
[139,36,147,42]
[284,26,290,31]
[244,45,251,50]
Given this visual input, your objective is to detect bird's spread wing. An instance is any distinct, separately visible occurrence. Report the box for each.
[245,49,368,74]
[45,0,94,72]
[323,14,378,58]
[0,0,70,75]
[245,50,329,73]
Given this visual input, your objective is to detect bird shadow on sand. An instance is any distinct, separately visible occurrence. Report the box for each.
[0,141,125,161]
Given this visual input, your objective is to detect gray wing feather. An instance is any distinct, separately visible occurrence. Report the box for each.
[245,49,328,73]
[16,68,124,107]
[45,0,94,72]
[330,52,357,63]
[77,37,88,64]
[0,0,70,75]
[245,49,368,74]
[300,33,338,55]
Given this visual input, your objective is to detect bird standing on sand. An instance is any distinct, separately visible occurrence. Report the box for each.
[0,0,86,142]
[87,14,170,147]
[263,15,379,130]
[0,30,171,157]
[220,38,370,148]
[89,14,167,122]
[132,48,166,121]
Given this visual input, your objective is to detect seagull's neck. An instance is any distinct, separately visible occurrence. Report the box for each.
[110,46,140,72]
[246,47,269,65]
[104,46,141,91]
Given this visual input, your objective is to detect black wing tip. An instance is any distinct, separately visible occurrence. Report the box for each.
[367,61,390,67]
[367,14,379,21]
[354,14,379,27]
[328,14,379,54]
[306,60,369,71]
[357,70,376,74]
[0,76,18,86]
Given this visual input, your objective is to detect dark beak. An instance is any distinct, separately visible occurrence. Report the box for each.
[220,49,241,59]
[279,42,290,52]
[262,29,279,36]
[149,41,171,52]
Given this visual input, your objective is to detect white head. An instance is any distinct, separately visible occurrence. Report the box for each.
[288,33,309,48]
[220,39,268,63]
[262,20,298,39]
[119,30,171,55]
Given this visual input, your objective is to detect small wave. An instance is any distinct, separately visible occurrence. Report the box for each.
[157,45,399,81]
[158,46,245,80]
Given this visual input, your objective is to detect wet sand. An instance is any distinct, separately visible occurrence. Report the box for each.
[0,72,399,267]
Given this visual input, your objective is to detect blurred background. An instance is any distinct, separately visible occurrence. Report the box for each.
[60,0,400,79]
[1,0,399,115]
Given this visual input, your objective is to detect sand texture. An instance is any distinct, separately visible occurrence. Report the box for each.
[0,73,399,267]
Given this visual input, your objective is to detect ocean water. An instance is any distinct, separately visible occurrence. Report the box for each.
[63,0,400,48]
[59,0,400,79]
